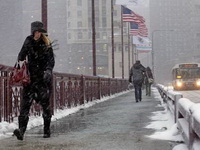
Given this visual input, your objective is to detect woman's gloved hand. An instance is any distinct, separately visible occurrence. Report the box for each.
[43,69,52,83]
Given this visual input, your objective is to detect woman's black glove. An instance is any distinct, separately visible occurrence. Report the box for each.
[43,69,52,83]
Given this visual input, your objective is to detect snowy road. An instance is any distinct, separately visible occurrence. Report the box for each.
[0,91,173,150]
[177,90,200,103]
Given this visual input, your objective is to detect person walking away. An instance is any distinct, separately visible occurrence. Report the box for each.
[13,21,55,140]
[145,67,154,96]
[129,60,146,102]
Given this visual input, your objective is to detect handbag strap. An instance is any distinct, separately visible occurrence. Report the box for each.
[14,60,20,69]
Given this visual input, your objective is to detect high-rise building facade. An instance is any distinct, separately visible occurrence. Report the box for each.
[66,0,132,78]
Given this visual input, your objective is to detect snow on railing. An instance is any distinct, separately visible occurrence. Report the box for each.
[157,84,182,122]
[177,98,194,147]
[157,84,200,150]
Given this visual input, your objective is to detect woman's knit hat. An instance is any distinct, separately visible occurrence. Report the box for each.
[31,21,46,35]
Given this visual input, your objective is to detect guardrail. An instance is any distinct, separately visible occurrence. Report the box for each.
[157,84,200,150]
[0,64,129,123]
[156,84,182,122]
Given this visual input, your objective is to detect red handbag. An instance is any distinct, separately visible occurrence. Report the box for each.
[10,61,31,86]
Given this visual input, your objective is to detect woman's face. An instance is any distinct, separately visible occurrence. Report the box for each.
[34,31,42,40]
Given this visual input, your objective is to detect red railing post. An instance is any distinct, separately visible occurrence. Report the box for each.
[0,76,2,122]
[67,80,72,108]
[4,71,11,122]
[7,78,12,122]
[108,78,111,96]
[98,77,101,99]
[60,79,65,108]
[80,75,85,105]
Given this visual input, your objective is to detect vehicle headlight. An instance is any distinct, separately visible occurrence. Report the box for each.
[196,80,200,86]
[176,81,183,87]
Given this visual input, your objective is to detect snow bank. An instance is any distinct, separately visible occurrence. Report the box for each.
[172,144,188,150]
[146,87,184,142]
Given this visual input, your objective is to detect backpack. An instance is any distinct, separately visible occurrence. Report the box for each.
[132,68,144,84]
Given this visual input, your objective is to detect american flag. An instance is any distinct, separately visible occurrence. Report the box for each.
[138,22,148,37]
[122,6,148,37]
[130,22,138,36]
[122,6,145,23]
[129,22,148,37]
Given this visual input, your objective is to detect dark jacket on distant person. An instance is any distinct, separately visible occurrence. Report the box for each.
[129,61,146,86]
[145,67,153,84]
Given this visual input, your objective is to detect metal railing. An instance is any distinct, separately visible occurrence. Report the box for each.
[0,64,129,123]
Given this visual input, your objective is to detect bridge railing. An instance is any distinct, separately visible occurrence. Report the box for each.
[156,84,182,122]
[0,64,129,123]
[157,84,200,150]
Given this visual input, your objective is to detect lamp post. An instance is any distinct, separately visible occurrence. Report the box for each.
[151,29,174,78]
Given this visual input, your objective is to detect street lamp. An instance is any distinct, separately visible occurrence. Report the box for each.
[151,29,174,78]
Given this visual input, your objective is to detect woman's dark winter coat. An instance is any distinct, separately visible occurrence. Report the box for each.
[18,35,55,84]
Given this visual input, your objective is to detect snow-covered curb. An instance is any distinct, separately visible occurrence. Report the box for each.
[145,87,184,145]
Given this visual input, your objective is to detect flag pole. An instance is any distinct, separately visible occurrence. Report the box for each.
[91,0,96,76]
[111,0,115,78]
[132,36,134,65]
[128,23,130,70]
[121,6,124,79]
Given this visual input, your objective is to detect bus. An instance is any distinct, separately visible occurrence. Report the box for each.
[172,63,200,90]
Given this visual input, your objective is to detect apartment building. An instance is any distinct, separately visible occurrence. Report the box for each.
[66,0,132,78]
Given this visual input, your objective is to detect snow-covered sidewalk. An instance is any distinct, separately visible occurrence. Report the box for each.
[0,90,130,140]
[145,87,188,150]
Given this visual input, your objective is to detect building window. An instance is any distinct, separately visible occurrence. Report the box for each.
[68,0,70,6]
[77,11,82,17]
[77,0,82,6]
[68,11,71,17]
[102,17,107,27]
[96,32,100,39]
[68,33,71,39]
[114,44,116,51]
[103,44,107,51]
[88,18,92,28]
[125,45,128,51]
[88,32,92,39]
[119,62,122,68]
[78,32,83,39]
[119,45,122,51]
[114,10,117,16]
[114,21,119,27]
[68,22,71,28]
[95,18,100,27]
[77,21,82,28]
[102,32,107,39]
[102,5,106,16]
